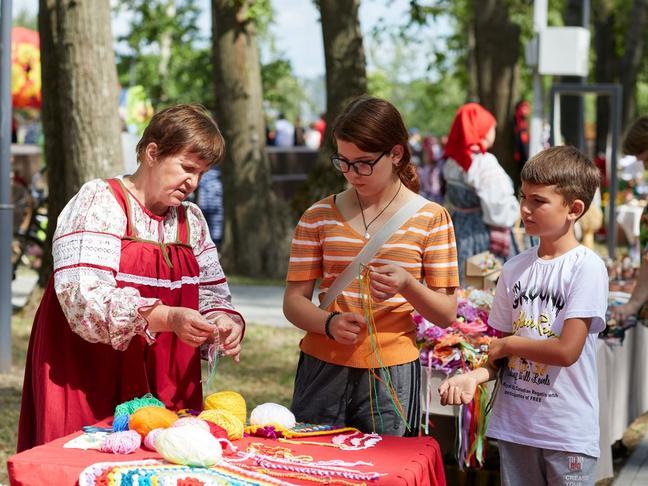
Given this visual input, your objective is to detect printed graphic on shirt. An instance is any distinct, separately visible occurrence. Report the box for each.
[502,280,566,404]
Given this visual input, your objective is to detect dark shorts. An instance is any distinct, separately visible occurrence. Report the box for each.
[290,352,421,437]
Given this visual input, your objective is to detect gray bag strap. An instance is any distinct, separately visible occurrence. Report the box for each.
[319,195,428,310]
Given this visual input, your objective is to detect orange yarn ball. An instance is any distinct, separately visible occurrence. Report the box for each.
[128,406,178,438]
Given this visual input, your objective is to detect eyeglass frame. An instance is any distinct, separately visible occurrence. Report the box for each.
[329,151,388,176]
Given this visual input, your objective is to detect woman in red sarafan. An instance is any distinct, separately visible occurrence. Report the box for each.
[17,104,245,452]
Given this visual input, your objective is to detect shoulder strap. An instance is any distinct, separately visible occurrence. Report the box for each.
[105,178,133,237]
[319,195,429,311]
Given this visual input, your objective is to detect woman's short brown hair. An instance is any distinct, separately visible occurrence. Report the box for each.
[521,145,600,215]
[136,104,225,166]
[332,95,420,193]
[622,116,648,156]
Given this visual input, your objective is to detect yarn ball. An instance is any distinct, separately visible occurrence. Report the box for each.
[172,417,210,432]
[204,391,247,425]
[249,403,296,429]
[111,414,131,432]
[198,409,244,440]
[112,393,166,432]
[143,428,163,451]
[155,425,222,467]
[99,430,142,454]
[128,406,178,438]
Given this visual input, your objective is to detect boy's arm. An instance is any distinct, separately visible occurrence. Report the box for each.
[438,361,499,406]
[488,317,591,367]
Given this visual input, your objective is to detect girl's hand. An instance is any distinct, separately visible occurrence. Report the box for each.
[328,312,366,345]
[368,264,413,302]
[168,307,217,348]
[211,314,245,363]
[438,373,478,406]
[609,301,641,325]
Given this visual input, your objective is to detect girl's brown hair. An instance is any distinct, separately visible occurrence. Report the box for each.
[332,95,420,192]
[623,116,648,156]
[136,104,225,166]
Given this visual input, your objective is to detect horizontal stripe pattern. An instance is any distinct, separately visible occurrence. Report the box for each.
[287,195,460,313]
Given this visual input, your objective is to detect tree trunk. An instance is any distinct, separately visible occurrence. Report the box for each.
[619,0,648,130]
[593,7,617,154]
[38,0,123,287]
[212,0,289,277]
[472,0,520,184]
[294,0,367,214]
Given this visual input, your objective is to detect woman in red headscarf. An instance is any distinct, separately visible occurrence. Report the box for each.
[442,103,519,281]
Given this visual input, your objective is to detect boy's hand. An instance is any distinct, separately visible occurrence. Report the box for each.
[438,373,478,405]
[368,264,412,302]
[487,336,511,363]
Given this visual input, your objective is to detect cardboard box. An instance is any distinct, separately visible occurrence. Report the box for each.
[465,252,501,290]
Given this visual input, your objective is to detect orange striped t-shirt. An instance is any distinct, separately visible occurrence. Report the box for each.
[286,195,459,368]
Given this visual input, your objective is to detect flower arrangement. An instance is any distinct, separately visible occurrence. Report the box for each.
[416,288,501,375]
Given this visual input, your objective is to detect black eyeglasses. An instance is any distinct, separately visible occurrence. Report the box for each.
[330,151,387,176]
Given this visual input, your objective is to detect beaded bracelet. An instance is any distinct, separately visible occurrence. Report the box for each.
[324,312,340,340]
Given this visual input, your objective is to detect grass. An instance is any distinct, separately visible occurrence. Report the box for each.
[227,274,285,287]
[0,301,303,485]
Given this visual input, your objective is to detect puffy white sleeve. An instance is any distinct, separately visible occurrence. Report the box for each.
[185,202,245,327]
[466,153,520,228]
[53,179,160,351]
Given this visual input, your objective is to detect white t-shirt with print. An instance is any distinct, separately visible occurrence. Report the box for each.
[487,245,608,457]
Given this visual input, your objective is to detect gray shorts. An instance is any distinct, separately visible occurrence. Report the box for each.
[290,352,420,436]
[498,439,597,486]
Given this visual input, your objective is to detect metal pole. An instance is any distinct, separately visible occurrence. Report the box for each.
[607,85,622,259]
[529,0,548,157]
[0,0,14,372]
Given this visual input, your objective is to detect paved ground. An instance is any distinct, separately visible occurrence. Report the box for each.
[11,269,290,328]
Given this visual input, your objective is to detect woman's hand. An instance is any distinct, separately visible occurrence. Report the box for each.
[168,307,216,348]
[329,312,366,345]
[368,264,413,302]
[212,314,245,363]
[609,301,641,324]
[438,373,478,406]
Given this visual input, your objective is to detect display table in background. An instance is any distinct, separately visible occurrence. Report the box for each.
[7,418,446,486]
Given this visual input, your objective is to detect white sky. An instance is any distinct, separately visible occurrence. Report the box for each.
[12,0,445,79]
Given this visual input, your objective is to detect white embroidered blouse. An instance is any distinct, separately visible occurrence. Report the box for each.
[53,179,243,351]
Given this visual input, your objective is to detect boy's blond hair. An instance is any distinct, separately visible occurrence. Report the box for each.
[520,146,600,215]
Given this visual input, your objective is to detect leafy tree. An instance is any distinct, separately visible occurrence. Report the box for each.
[114,0,214,109]
[261,58,314,121]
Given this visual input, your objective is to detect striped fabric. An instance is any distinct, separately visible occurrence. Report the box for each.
[287,195,459,368]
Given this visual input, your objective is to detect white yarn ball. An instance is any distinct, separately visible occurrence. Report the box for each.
[249,402,296,429]
[155,424,222,467]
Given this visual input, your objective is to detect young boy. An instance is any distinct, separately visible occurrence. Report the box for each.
[439,146,608,486]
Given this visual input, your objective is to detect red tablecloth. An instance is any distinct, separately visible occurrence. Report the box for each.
[7,419,446,486]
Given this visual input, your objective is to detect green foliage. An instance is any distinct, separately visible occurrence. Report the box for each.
[261,58,313,120]
[115,0,214,109]
[12,8,37,30]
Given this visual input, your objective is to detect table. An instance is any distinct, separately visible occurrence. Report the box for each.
[7,419,446,486]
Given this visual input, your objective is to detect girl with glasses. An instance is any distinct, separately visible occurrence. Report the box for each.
[283,96,459,436]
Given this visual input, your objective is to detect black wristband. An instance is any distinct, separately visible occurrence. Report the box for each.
[324,311,340,340]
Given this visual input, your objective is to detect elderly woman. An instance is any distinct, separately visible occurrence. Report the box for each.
[18,104,245,451]
[610,117,648,323]
[442,103,520,281]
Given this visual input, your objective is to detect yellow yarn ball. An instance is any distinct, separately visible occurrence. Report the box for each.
[198,409,244,440]
[204,391,247,425]
[128,406,178,438]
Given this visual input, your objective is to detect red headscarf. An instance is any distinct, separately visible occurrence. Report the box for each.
[443,103,496,172]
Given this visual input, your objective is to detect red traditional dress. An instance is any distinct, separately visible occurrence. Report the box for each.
[17,179,243,452]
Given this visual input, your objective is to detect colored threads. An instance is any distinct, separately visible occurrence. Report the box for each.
[111,414,130,432]
[198,409,244,440]
[358,266,410,432]
[204,391,247,425]
[128,406,178,438]
[99,430,141,454]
